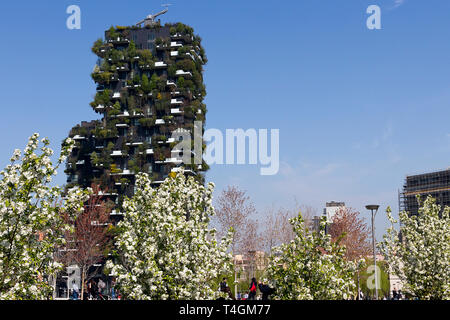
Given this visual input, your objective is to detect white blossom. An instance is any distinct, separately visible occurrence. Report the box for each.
[379,197,450,300]
[0,134,87,300]
[106,170,233,300]
[267,214,356,300]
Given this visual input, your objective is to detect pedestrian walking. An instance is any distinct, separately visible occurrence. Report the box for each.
[90,279,98,299]
[219,277,234,299]
[248,278,257,300]
[72,281,79,300]
[111,279,117,300]
[392,287,398,300]
[258,280,275,300]
[358,290,364,300]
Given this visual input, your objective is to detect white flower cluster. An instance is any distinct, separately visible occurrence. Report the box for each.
[106,170,233,300]
[379,197,450,300]
[0,134,88,300]
[267,214,356,300]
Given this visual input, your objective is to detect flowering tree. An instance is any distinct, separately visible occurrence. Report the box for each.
[379,197,450,300]
[0,134,88,300]
[267,213,356,300]
[106,171,233,300]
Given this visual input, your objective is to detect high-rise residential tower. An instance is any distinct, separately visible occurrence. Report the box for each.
[65,14,208,215]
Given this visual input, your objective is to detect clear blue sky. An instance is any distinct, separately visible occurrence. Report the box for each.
[1,0,450,240]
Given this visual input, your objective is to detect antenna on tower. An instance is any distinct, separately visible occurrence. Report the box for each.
[136,4,171,27]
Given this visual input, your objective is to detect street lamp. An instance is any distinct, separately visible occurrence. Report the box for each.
[366,204,379,300]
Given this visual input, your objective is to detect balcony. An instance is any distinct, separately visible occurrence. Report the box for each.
[171,167,196,175]
[191,49,203,62]
[165,158,183,164]
[154,61,167,68]
[171,98,183,105]
[171,108,183,115]
[116,66,129,72]
[110,150,124,157]
[72,135,85,140]
[132,110,144,117]
[166,80,177,87]
[175,70,192,78]
[170,51,179,57]
[170,41,183,48]
[126,141,143,146]
[156,44,169,50]
[185,52,195,61]
[155,119,165,125]
[170,33,183,39]
[121,169,134,175]
[112,92,121,99]
[76,160,85,165]
[97,190,118,196]
[116,123,129,128]
[108,37,130,45]
[95,104,105,111]
[110,169,134,176]
[157,137,175,144]
[117,110,130,117]
[146,149,154,155]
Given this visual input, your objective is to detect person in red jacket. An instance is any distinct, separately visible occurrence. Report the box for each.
[248,278,257,300]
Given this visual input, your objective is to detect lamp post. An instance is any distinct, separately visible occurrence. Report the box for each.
[365,204,379,300]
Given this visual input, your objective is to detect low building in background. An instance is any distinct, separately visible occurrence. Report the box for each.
[323,201,346,223]
[308,201,346,234]
[234,251,267,281]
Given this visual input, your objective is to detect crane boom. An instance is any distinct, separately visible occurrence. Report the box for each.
[152,8,168,19]
[136,6,170,27]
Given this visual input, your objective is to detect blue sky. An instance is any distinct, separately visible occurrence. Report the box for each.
[1,0,450,240]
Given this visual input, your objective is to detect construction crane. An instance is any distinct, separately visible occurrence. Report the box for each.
[136,4,171,27]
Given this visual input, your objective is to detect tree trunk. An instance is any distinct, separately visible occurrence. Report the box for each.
[81,266,86,300]
[357,270,360,300]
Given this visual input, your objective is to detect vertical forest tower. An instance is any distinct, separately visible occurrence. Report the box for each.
[65,13,208,215]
